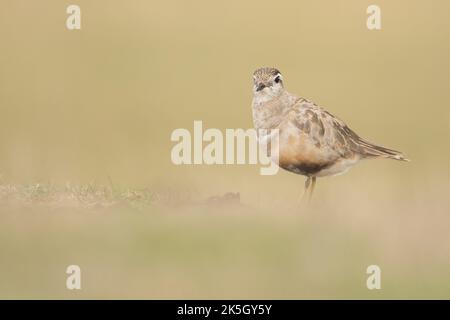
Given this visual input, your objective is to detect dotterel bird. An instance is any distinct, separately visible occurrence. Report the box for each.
[251,67,409,200]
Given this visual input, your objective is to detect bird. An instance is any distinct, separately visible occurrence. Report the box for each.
[251,67,409,201]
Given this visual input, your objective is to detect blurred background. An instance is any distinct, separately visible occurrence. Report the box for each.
[0,0,449,298]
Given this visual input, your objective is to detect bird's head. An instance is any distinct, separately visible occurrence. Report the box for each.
[252,67,284,98]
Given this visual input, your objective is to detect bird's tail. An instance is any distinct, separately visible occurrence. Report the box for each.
[358,139,410,162]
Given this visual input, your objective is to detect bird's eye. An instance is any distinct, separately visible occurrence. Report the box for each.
[274,76,281,83]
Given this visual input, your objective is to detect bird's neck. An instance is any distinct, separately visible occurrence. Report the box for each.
[252,90,292,130]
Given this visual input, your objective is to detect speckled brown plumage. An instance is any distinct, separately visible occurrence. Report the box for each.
[251,67,409,201]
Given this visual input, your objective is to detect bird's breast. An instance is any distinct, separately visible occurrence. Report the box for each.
[276,127,337,176]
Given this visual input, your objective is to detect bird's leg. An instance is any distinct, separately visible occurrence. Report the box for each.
[301,177,311,203]
[309,177,317,202]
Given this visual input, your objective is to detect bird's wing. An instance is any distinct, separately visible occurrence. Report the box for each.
[289,99,408,160]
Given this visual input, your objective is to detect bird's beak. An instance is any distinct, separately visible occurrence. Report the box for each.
[256,83,266,92]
